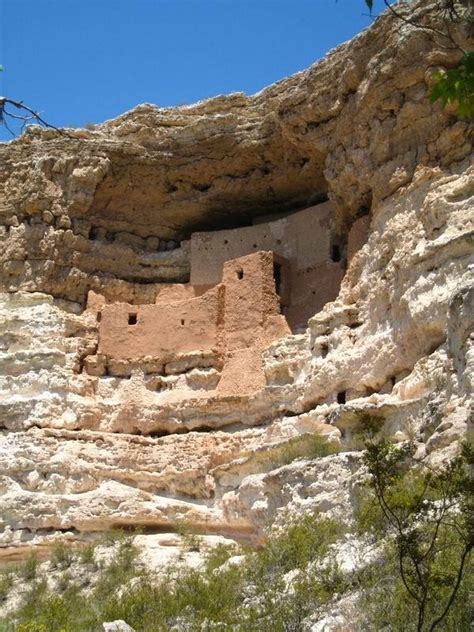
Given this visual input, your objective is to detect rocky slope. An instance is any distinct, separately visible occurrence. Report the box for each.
[0,0,472,594]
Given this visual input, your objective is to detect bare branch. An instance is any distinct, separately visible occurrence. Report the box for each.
[382,0,465,53]
[0,97,73,138]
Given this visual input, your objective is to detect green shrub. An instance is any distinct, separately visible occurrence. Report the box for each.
[16,587,83,632]
[252,433,340,471]
[93,537,142,602]
[77,542,97,567]
[0,514,349,632]
[357,539,474,632]
[16,625,48,632]
[357,439,474,631]
[249,515,344,581]
[55,570,73,593]
[0,572,13,603]
[19,555,39,581]
[50,542,74,570]
[204,542,237,571]
[180,532,202,553]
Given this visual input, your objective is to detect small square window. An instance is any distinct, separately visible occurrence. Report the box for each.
[128,313,138,325]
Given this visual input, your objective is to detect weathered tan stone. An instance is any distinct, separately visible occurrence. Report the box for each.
[0,0,472,573]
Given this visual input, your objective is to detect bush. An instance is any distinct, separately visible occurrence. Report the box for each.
[0,515,349,631]
[357,439,474,631]
[77,542,97,567]
[251,433,340,471]
[204,542,236,571]
[93,537,142,603]
[50,542,74,570]
[19,555,39,581]
[249,515,344,580]
[0,572,13,604]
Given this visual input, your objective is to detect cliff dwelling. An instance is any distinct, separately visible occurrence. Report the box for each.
[1,1,473,627]
[85,201,370,395]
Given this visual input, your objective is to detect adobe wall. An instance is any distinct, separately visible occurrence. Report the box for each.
[98,285,224,362]
[154,283,213,304]
[190,201,345,330]
[221,251,288,352]
[94,252,290,395]
[93,203,368,377]
[217,251,290,395]
[190,202,335,285]
[288,264,345,330]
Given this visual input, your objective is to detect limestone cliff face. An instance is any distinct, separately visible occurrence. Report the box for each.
[0,0,472,563]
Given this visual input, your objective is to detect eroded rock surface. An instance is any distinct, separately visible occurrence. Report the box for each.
[0,0,472,577]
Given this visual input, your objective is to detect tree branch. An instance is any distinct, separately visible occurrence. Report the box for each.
[0,97,73,137]
[382,0,465,53]
[428,545,472,631]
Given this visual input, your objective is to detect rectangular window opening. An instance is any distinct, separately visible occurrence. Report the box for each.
[128,313,138,325]
[331,244,342,262]
[273,262,282,298]
[337,391,346,405]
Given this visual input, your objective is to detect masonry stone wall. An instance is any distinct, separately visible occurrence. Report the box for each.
[190,202,346,330]
[91,205,370,387]
[93,251,290,393]
[98,285,224,362]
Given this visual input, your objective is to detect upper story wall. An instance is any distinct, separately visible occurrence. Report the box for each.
[221,251,286,352]
[190,201,334,286]
[190,202,345,330]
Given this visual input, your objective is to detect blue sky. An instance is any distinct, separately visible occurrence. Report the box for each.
[1,0,387,140]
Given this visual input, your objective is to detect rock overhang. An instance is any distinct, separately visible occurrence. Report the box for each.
[0,0,472,575]
[3,1,468,248]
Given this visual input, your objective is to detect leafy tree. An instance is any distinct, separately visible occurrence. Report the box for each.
[431,50,474,117]
[361,438,474,631]
[364,0,474,118]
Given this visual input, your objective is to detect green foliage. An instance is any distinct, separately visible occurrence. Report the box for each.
[431,52,474,119]
[251,433,340,472]
[174,519,203,553]
[100,527,130,546]
[50,542,74,570]
[0,572,13,604]
[357,413,385,439]
[93,537,141,603]
[249,515,344,580]
[14,579,83,632]
[0,515,348,631]
[358,537,474,632]
[19,555,39,581]
[77,542,97,567]
[241,516,348,631]
[349,413,387,450]
[359,439,474,631]
[204,542,236,571]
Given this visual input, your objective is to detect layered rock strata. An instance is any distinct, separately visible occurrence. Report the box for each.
[0,0,472,566]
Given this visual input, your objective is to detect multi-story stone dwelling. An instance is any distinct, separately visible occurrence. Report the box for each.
[85,202,369,395]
